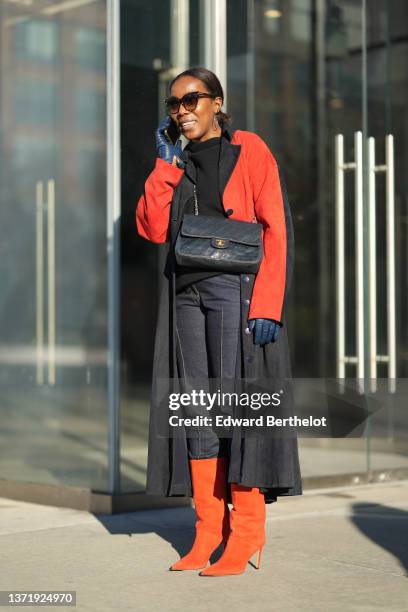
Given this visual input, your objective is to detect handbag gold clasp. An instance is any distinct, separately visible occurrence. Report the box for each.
[211,237,229,249]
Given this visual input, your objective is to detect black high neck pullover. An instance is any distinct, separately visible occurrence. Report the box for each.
[184,136,224,216]
[175,136,230,293]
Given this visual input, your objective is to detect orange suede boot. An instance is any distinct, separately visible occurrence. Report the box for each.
[169,457,230,571]
[199,483,266,576]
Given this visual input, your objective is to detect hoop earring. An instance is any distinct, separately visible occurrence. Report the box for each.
[212,114,219,131]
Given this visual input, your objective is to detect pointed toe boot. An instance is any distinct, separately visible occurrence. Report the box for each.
[199,483,266,576]
[169,457,230,571]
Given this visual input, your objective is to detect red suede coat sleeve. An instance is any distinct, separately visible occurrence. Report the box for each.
[136,158,184,243]
[245,133,287,324]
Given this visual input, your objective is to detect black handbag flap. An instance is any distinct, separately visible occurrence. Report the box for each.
[180,214,262,246]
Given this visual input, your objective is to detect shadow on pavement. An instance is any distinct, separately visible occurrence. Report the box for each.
[351,501,408,576]
[94,506,226,567]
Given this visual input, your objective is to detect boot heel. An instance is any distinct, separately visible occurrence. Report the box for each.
[256,545,263,569]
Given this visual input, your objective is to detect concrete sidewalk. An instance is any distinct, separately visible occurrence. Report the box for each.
[1,481,408,612]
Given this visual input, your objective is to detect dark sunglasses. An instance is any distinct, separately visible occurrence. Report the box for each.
[164,91,217,114]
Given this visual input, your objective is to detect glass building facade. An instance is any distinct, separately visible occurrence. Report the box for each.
[1,0,408,512]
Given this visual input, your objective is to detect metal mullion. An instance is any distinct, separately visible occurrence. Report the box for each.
[107,0,121,495]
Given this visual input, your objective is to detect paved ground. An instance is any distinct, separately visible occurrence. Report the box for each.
[1,480,408,611]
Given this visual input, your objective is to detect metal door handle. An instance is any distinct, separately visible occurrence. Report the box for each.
[35,179,56,386]
[36,181,44,385]
[335,131,364,392]
[367,135,396,393]
[47,179,56,386]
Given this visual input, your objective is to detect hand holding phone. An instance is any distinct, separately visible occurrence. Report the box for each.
[164,117,181,145]
[155,116,184,167]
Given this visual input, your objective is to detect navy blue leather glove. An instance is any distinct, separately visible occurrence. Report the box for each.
[155,116,185,167]
[248,318,281,345]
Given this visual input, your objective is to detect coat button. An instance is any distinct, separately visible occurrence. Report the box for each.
[246,355,254,363]
[244,327,251,335]
[243,276,250,283]
[243,298,250,305]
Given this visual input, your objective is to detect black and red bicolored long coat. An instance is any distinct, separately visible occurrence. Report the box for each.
[136,124,302,505]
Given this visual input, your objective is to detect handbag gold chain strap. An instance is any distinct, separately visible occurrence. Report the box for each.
[193,184,199,216]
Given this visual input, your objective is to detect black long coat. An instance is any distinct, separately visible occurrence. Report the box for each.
[143,125,302,505]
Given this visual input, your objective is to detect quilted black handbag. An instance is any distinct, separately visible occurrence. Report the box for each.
[175,184,263,273]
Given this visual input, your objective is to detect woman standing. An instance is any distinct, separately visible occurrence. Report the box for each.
[136,67,302,576]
